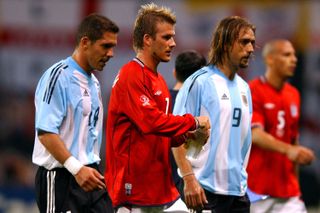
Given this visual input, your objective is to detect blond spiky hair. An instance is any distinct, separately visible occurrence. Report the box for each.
[138,3,175,21]
[133,2,176,51]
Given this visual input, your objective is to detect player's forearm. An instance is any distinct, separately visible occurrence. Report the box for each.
[252,127,290,154]
[293,138,299,177]
[38,131,72,164]
[172,145,194,176]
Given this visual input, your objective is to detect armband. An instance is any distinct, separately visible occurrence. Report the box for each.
[63,156,83,176]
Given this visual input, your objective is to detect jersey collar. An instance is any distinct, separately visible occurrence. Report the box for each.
[67,56,92,78]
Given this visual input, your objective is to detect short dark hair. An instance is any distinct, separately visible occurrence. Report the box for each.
[208,16,255,66]
[175,50,207,82]
[75,13,119,45]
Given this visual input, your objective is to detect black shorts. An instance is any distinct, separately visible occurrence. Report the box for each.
[35,164,113,213]
[198,189,250,213]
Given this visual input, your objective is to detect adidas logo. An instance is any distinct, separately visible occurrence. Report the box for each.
[83,89,89,97]
[221,93,229,100]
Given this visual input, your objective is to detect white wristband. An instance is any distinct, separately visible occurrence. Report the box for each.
[63,156,83,176]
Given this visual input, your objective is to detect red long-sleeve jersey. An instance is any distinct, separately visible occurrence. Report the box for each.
[105,58,196,207]
[247,76,301,198]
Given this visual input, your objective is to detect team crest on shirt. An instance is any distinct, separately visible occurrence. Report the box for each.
[140,95,150,106]
[290,104,298,117]
[241,93,248,106]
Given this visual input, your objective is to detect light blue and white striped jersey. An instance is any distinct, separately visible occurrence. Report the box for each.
[32,57,103,170]
[173,65,252,196]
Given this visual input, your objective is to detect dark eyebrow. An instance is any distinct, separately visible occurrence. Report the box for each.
[102,43,116,48]
[161,34,171,39]
[239,38,255,48]
[239,38,255,43]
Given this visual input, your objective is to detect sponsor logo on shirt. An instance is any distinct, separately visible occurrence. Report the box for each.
[221,93,229,100]
[140,95,150,106]
[154,90,162,96]
[125,183,132,195]
[264,103,275,109]
[83,89,89,97]
[290,104,298,117]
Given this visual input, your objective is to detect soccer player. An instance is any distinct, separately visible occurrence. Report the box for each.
[247,39,315,213]
[172,16,256,212]
[166,50,207,213]
[170,50,207,196]
[170,50,207,105]
[32,14,119,213]
[105,3,210,213]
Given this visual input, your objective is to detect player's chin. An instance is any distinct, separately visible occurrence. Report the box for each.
[95,66,103,71]
[96,62,107,71]
[239,63,249,69]
[286,70,295,77]
[161,56,171,62]
[242,56,251,64]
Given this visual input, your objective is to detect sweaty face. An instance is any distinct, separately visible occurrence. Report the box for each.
[270,41,297,79]
[229,28,255,70]
[150,22,176,63]
[86,32,118,71]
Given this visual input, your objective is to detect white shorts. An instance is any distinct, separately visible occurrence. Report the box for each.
[250,196,307,213]
[163,198,189,212]
[117,198,189,213]
[116,206,163,213]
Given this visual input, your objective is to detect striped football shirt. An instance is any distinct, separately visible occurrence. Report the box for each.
[173,65,252,196]
[32,57,103,169]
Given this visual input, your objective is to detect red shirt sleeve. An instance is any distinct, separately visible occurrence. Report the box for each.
[287,85,301,141]
[115,62,196,137]
[249,79,265,129]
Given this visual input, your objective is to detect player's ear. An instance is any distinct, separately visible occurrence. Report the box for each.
[143,34,152,47]
[80,36,90,50]
[265,54,273,66]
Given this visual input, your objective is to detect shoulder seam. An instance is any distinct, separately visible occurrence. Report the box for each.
[188,69,208,94]
[43,62,68,104]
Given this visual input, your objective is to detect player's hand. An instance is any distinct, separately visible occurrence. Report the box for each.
[183,174,207,211]
[184,128,210,158]
[195,116,210,130]
[74,166,106,192]
[286,145,315,165]
[186,128,210,147]
[188,128,210,140]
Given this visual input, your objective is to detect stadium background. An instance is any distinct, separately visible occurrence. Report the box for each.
[0,0,319,212]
